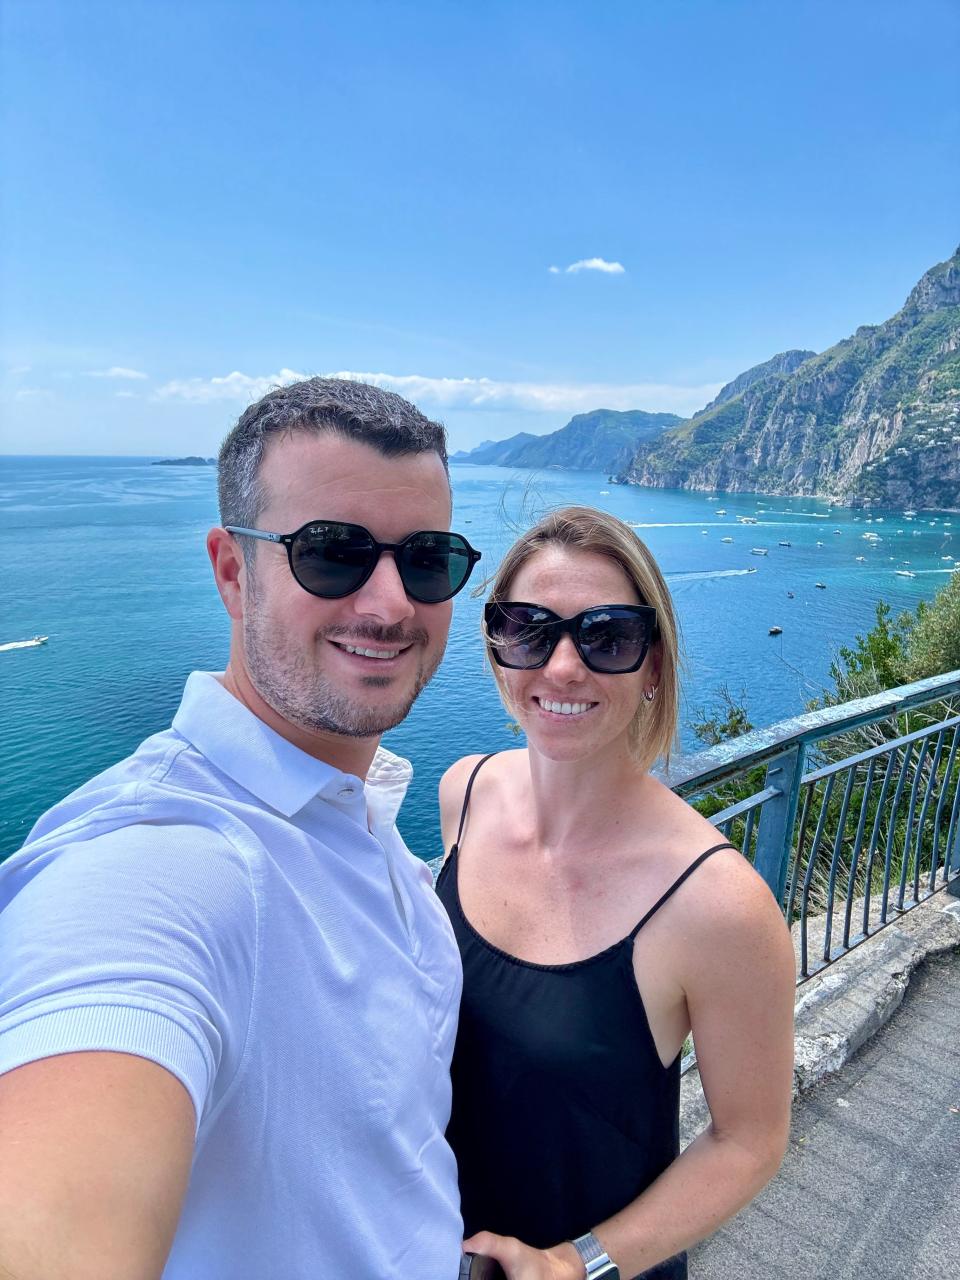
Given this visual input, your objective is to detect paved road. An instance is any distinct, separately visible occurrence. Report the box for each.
[692,946,960,1280]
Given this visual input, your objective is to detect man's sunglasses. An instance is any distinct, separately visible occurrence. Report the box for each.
[484,601,659,674]
[225,520,482,604]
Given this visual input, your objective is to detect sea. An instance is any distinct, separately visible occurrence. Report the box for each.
[2,455,957,862]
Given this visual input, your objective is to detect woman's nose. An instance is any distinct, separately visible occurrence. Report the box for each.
[542,633,585,682]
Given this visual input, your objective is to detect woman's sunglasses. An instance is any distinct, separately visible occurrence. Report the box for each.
[484,600,659,674]
[225,520,482,604]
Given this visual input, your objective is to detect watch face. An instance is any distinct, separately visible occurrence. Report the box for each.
[459,1254,507,1280]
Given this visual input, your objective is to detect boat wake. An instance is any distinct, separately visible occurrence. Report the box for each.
[667,568,759,582]
[0,636,48,652]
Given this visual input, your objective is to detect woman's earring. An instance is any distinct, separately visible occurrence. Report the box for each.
[643,686,657,703]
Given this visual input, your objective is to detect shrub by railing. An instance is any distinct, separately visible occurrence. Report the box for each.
[666,671,960,981]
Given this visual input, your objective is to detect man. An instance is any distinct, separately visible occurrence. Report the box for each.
[0,379,481,1278]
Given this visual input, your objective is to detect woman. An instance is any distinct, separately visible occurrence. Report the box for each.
[437,507,795,1280]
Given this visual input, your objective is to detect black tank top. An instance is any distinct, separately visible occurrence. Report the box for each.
[436,754,735,1280]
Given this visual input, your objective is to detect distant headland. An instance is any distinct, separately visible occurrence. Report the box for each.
[151,457,217,466]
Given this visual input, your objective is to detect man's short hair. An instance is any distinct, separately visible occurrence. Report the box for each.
[217,377,449,532]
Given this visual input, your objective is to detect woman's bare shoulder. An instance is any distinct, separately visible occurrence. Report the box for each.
[438,750,525,822]
[641,779,776,912]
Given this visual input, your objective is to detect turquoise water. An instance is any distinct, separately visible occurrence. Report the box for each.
[2,455,956,860]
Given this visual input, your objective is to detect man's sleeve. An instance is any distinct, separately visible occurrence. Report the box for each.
[0,822,259,1128]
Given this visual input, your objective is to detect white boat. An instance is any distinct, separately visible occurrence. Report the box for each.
[738,516,758,524]
[721,537,734,543]
[750,547,769,556]
[856,556,866,562]
[0,635,49,652]
[895,570,916,578]
[778,541,792,547]
[716,509,727,515]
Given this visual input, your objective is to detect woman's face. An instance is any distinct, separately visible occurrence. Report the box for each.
[496,545,661,764]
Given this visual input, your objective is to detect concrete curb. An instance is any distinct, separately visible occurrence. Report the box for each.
[679,890,960,1147]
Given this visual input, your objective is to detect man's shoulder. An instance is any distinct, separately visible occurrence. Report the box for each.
[24,722,268,850]
[5,729,274,909]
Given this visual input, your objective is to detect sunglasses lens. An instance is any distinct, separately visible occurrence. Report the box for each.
[290,522,375,597]
[578,608,652,672]
[486,604,557,668]
[400,532,475,603]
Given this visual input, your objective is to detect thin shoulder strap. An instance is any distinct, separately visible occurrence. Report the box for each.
[451,753,500,854]
[628,842,737,939]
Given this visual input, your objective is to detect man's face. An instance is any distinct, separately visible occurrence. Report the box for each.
[238,432,454,740]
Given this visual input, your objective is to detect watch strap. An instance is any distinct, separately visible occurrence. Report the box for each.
[571,1232,620,1278]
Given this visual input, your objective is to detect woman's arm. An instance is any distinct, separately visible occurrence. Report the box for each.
[464,860,797,1280]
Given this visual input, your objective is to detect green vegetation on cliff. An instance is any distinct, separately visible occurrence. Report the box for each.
[455,409,681,473]
[622,246,960,508]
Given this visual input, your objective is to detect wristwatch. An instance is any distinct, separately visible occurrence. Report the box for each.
[571,1232,620,1278]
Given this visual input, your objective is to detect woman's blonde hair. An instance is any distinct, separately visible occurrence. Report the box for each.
[485,505,681,773]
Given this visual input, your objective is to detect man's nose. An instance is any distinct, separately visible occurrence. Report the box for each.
[351,550,416,624]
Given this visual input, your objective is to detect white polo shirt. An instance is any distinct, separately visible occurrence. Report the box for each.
[0,672,464,1278]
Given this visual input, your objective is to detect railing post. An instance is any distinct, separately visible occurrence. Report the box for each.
[753,743,806,903]
[948,818,960,898]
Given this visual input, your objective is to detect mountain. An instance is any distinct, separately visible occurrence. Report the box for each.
[701,349,816,411]
[450,433,539,464]
[619,246,960,509]
[454,410,682,473]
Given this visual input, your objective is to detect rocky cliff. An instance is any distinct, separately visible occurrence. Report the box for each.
[455,409,681,473]
[620,247,960,508]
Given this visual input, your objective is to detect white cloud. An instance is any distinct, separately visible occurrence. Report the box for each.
[7,364,32,375]
[550,257,626,275]
[84,366,149,380]
[115,390,138,399]
[14,387,54,401]
[155,368,308,403]
[155,367,720,417]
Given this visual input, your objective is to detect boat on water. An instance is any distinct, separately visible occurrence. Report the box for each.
[815,582,826,589]
[716,509,727,515]
[778,541,791,547]
[856,556,867,562]
[895,569,916,578]
[721,536,734,543]
[0,635,49,652]
[768,626,783,636]
[750,547,768,555]
[738,516,758,525]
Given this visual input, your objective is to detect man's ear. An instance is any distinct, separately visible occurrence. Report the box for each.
[207,527,246,621]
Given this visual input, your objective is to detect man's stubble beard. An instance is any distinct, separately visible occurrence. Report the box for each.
[242,585,444,740]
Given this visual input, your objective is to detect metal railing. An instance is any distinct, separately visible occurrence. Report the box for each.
[667,671,960,982]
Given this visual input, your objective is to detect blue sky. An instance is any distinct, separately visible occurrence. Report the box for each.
[2,0,958,456]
